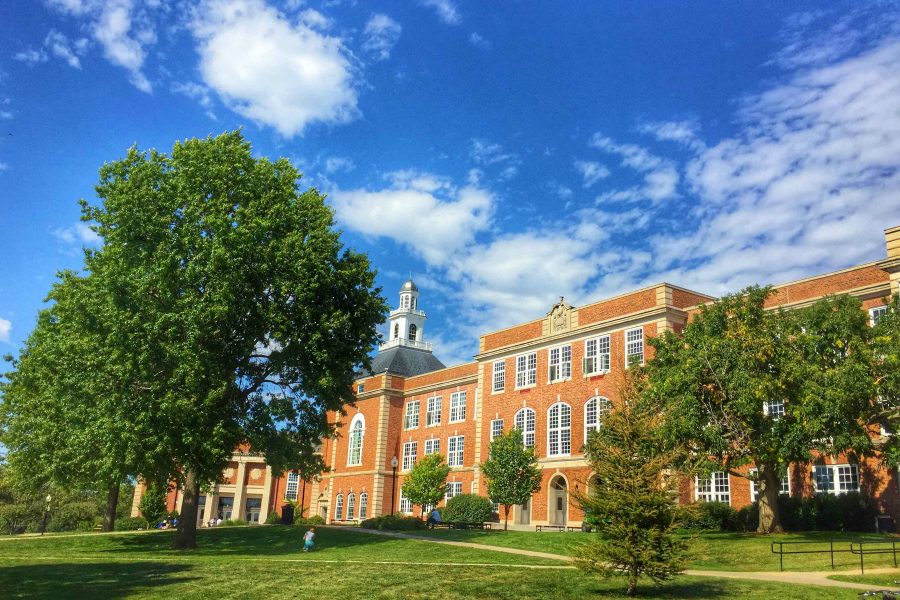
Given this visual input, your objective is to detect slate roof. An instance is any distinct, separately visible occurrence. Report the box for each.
[359,344,446,378]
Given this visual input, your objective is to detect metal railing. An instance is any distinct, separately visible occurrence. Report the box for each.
[851,540,899,574]
[770,540,851,571]
[378,337,433,351]
[771,539,900,574]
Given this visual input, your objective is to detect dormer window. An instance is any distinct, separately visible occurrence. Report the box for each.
[409,324,417,341]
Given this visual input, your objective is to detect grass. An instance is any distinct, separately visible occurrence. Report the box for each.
[829,571,900,586]
[0,525,885,598]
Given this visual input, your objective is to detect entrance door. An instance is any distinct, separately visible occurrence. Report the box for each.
[218,496,234,520]
[516,498,531,525]
[197,496,207,527]
[551,478,567,526]
[245,497,262,523]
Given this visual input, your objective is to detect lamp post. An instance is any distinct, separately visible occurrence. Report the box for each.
[39,494,51,536]
[390,455,399,515]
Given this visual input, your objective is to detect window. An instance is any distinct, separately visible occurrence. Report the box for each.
[357,383,364,394]
[448,435,465,467]
[445,481,462,499]
[584,335,610,375]
[764,400,785,419]
[359,493,368,519]
[516,352,537,388]
[426,396,442,426]
[450,391,467,422]
[399,492,413,514]
[515,408,536,448]
[490,419,504,441]
[696,472,730,504]
[403,401,419,429]
[401,295,409,309]
[393,323,399,339]
[409,323,417,341]
[285,472,299,500]
[584,396,612,441]
[814,464,859,494]
[346,493,356,520]
[492,360,505,392]
[347,414,365,466]
[625,327,644,367]
[548,345,572,382]
[402,441,417,471]
[548,402,572,456]
[749,468,791,501]
[424,438,440,455]
[871,306,888,326]
[335,493,344,520]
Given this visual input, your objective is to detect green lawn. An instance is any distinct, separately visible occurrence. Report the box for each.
[829,572,900,586]
[0,526,883,598]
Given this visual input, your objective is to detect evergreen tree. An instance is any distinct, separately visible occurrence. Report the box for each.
[480,429,541,530]
[400,453,450,517]
[574,373,687,597]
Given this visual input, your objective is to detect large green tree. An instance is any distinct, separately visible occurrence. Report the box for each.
[480,428,541,530]
[400,453,450,517]
[574,375,688,597]
[873,294,900,466]
[647,287,875,533]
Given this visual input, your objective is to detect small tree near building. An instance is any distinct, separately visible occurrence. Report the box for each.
[138,481,169,528]
[874,294,900,466]
[574,373,688,597]
[401,453,450,517]
[480,429,541,530]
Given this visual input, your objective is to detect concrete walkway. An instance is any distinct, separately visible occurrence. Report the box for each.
[345,527,900,592]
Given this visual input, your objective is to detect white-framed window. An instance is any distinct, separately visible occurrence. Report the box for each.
[763,400,785,420]
[749,468,791,501]
[871,306,888,327]
[548,402,572,457]
[584,335,610,375]
[359,492,368,519]
[285,472,299,500]
[814,464,859,494]
[515,408,536,448]
[402,441,417,471]
[625,327,644,367]
[448,435,465,467]
[424,438,440,455]
[445,481,462,499]
[490,419,504,441]
[347,414,365,466]
[548,345,572,382]
[346,493,356,520]
[515,352,537,388]
[399,492,413,514]
[449,391,467,422]
[426,396,442,427]
[404,401,419,430]
[335,493,344,520]
[696,472,730,504]
[357,383,364,394]
[584,396,612,442]
[492,360,505,392]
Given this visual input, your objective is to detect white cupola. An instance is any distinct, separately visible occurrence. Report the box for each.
[381,278,430,351]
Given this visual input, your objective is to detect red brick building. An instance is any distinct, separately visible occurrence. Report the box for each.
[134,225,900,527]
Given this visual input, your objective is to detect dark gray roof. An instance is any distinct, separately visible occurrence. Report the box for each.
[359,345,445,378]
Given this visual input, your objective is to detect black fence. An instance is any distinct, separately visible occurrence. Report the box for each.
[771,539,900,574]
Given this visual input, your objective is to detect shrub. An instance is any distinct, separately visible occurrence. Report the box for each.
[295,515,326,525]
[359,514,426,531]
[220,519,247,527]
[679,502,740,532]
[265,511,281,525]
[115,516,148,531]
[49,501,99,532]
[442,494,493,524]
[0,503,38,535]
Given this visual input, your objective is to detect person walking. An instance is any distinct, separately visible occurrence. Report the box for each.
[303,527,316,552]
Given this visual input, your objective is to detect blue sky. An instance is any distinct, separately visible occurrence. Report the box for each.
[1,1,900,366]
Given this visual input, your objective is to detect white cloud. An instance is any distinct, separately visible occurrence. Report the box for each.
[418,0,460,25]
[362,14,401,61]
[468,32,490,49]
[469,138,519,180]
[13,48,49,65]
[0,162,8,172]
[636,119,704,151]
[324,156,355,173]
[590,134,680,203]
[45,29,88,68]
[573,160,610,188]
[298,8,332,30]
[170,81,216,119]
[53,222,101,246]
[92,0,153,92]
[0,318,10,344]
[190,0,359,137]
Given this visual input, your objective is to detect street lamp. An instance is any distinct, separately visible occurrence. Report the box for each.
[40,494,51,536]
[390,455,399,515]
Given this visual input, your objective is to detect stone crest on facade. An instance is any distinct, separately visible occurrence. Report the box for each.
[548,297,572,333]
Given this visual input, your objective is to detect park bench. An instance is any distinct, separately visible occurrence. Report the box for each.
[535,524,582,532]
[444,522,492,530]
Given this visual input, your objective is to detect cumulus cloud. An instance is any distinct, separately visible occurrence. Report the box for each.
[45,29,88,68]
[362,14,401,61]
[53,222,101,246]
[419,0,460,25]
[573,160,610,188]
[324,156,355,173]
[0,318,10,344]
[190,0,359,137]
[13,48,49,65]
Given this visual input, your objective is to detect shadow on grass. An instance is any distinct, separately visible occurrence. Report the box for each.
[0,561,196,599]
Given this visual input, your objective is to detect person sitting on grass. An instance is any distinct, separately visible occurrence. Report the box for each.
[303,527,316,552]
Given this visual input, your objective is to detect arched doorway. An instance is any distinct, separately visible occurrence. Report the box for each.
[549,475,568,526]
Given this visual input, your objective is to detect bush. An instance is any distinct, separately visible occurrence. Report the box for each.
[49,501,99,532]
[265,511,281,525]
[220,519,248,527]
[0,503,39,535]
[442,494,493,524]
[679,502,741,532]
[300,515,325,525]
[360,514,426,531]
[115,516,149,531]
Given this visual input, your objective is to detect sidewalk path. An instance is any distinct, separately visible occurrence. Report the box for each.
[341,527,900,592]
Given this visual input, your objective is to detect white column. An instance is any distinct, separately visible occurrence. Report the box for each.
[259,466,273,524]
[233,461,247,521]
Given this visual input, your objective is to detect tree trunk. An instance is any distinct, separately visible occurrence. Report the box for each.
[504,505,510,531]
[102,484,120,532]
[756,463,784,534]
[173,470,200,550]
[627,566,638,596]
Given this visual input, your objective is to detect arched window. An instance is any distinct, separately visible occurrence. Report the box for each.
[548,402,571,456]
[347,414,365,466]
[335,493,344,521]
[514,407,536,448]
[359,492,369,519]
[346,493,356,520]
[584,396,612,442]
[409,324,417,341]
[393,323,399,339]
